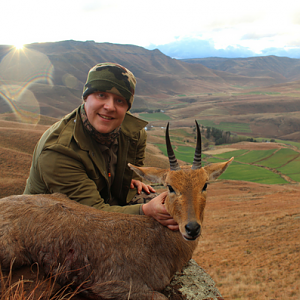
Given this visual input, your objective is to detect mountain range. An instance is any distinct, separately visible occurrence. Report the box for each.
[1,40,300,140]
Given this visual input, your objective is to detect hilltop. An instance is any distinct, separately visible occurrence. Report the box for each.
[181,56,300,82]
[1,40,300,140]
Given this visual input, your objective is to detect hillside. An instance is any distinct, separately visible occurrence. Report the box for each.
[0,117,299,299]
[1,40,300,140]
[0,41,234,117]
[182,56,300,82]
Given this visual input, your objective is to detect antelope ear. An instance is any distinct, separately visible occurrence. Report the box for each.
[128,163,168,184]
[204,157,234,181]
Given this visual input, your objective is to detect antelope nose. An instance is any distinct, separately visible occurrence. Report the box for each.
[185,222,201,238]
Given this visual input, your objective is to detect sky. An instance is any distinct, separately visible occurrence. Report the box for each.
[1,0,300,59]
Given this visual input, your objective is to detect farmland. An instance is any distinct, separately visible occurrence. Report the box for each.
[148,126,300,185]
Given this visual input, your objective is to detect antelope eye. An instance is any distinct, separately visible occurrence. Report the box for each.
[202,183,208,192]
[167,185,175,193]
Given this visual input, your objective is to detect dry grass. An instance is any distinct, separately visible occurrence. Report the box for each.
[0,263,88,300]
[194,180,300,299]
[1,119,300,299]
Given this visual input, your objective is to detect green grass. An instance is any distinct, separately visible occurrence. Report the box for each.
[139,112,171,122]
[155,143,206,164]
[174,145,197,163]
[197,120,251,133]
[235,149,277,163]
[286,173,300,182]
[211,161,288,184]
[256,148,299,168]
[277,155,300,176]
[214,149,249,159]
[197,120,216,127]
[170,128,194,137]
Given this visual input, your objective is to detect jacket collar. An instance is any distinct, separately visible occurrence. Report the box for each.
[120,112,148,138]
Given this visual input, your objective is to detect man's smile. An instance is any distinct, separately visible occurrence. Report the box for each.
[99,114,114,120]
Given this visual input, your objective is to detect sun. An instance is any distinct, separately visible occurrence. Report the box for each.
[14,43,24,50]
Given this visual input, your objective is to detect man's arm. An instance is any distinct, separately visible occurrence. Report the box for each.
[38,149,142,214]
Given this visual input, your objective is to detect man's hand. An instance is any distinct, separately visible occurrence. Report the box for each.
[130,179,156,195]
[142,191,179,231]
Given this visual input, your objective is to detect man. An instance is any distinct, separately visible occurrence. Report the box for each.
[24,62,178,230]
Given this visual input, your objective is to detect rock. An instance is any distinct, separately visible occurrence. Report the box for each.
[162,259,224,300]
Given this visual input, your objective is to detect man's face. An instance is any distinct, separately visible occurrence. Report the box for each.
[84,92,128,134]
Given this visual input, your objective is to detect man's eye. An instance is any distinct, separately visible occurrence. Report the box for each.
[116,98,125,105]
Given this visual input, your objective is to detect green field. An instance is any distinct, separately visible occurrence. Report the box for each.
[155,143,206,164]
[213,149,249,159]
[139,112,171,122]
[256,148,299,168]
[154,145,292,184]
[234,149,277,163]
[215,161,288,184]
[277,155,300,177]
[153,133,300,184]
[170,128,194,138]
[197,120,251,133]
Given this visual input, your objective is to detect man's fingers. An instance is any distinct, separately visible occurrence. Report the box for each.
[148,186,156,193]
[167,224,179,231]
[131,179,157,195]
[156,214,173,221]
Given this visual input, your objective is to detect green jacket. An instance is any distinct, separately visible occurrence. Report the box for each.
[24,106,148,214]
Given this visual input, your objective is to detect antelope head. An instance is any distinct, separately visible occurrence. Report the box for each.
[129,121,233,241]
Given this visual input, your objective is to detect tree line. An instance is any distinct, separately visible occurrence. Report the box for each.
[194,125,257,146]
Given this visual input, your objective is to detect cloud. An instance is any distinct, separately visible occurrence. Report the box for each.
[260,47,300,58]
[147,38,300,59]
[147,38,256,59]
[241,33,278,40]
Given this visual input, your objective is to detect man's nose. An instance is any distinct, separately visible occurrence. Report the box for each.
[103,96,115,110]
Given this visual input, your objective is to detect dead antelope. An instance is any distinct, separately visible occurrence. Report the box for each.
[0,122,233,300]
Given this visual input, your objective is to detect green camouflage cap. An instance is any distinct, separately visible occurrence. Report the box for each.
[82,62,136,110]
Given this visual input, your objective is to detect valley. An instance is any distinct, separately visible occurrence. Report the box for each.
[1,41,300,299]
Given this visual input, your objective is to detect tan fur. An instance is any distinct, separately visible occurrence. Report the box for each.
[129,157,233,240]
[0,158,233,300]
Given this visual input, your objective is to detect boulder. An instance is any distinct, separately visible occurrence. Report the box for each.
[162,259,224,300]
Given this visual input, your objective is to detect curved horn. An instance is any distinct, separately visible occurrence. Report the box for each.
[166,123,181,171]
[191,121,202,170]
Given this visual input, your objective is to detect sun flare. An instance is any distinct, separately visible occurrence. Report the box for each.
[14,43,24,50]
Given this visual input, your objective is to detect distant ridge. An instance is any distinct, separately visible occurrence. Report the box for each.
[1,40,294,118]
[181,56,300,82]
